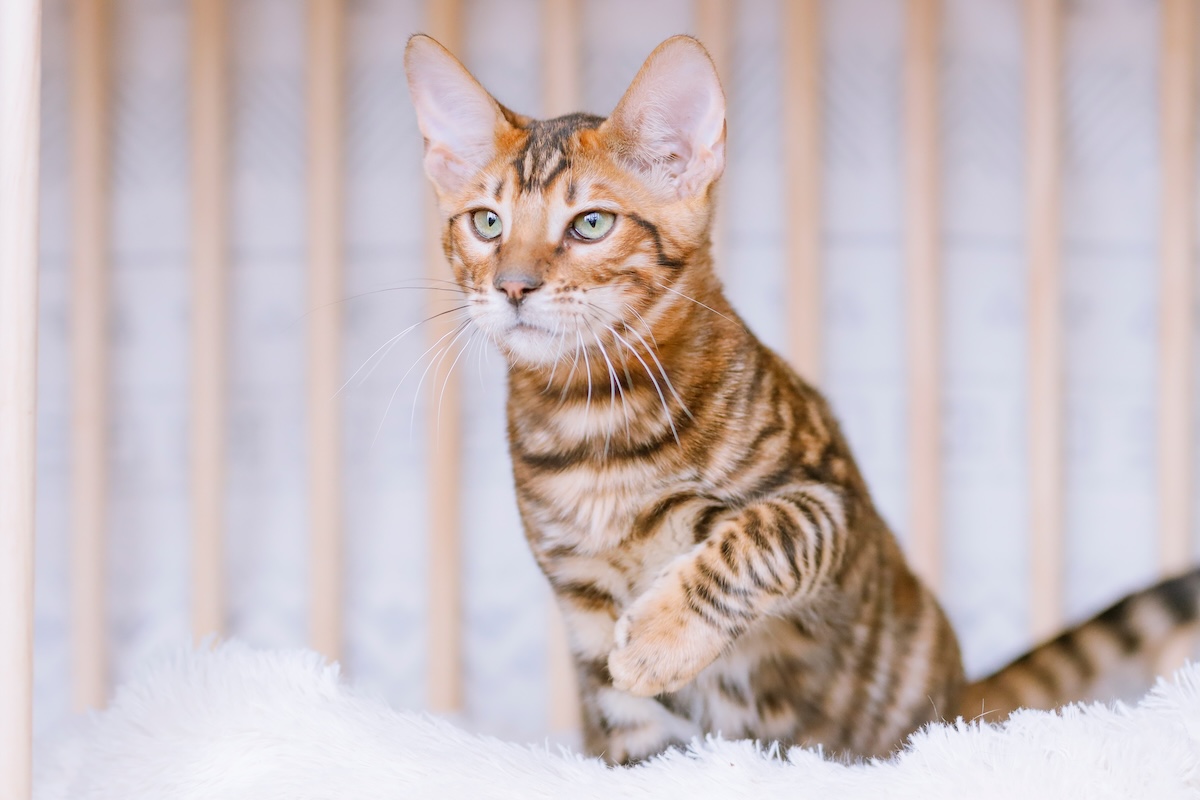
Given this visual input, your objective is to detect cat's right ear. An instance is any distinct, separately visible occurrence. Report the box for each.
[405,35,510,196]
[603,36,726,201]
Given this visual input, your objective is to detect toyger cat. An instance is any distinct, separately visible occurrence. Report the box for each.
[404,33,1200,764]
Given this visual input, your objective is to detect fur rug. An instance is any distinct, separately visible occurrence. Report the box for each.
[33,642,1200,799]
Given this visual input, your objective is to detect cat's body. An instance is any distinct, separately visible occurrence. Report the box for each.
[405,34,1200,765]
[510,288,964,760]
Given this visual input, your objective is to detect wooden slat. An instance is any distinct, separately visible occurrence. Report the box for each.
[542,0,582,734]
[694,0,732,276]
[904,0,942,590]
[542,0,578,118]
[1026,0,1064,641]
[694,0,733,94]
[1158,0,1198,574]
[0,0,43,794]
[424,0,464,714]
[307,0,345,663]
[782,0,822,380]
[70,0,111,712]
[189,0,229,644]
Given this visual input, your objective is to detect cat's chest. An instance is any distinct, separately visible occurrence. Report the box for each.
[518,458,670,555]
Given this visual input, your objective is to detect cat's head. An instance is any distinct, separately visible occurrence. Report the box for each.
[404,35,726,368]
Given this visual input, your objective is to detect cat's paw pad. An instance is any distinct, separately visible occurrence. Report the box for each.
[607,587,725,696]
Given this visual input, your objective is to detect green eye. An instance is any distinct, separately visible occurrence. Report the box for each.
[571,210,615,241]
[472,209,502,240]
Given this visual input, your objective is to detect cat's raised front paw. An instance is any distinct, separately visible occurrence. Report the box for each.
[607,582,726,696]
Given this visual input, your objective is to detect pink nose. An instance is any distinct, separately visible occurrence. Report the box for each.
[496,276,542,306]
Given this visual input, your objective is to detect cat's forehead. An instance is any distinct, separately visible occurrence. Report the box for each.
[507,112,606,194]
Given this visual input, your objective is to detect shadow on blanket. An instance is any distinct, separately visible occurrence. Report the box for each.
[34,641,1200,800]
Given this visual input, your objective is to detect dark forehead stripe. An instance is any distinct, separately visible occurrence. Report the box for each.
[512,112,605,192]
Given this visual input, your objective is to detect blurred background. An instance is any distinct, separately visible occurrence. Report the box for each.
[30,0,1199,745]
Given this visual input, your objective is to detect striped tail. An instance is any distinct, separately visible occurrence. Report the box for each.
[956,567,1200,722]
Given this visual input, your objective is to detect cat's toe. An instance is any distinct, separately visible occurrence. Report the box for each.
[607,643,677,696]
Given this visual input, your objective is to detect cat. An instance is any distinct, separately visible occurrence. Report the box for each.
[404,33,1200,765]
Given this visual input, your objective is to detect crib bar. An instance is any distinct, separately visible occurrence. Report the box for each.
[0,1,42,795]
[541,0,584,733]
[903,0,942,590]
[782,0,822,380]
[189,0,229,643]
[1026,0,1064,640]
[694,0,732,82]
[1158,0,1198,574]
[424,0,465,713]
[69,0,111,711]
[694,0,731,276]
[307,0,346,663]
[542,0,578,118]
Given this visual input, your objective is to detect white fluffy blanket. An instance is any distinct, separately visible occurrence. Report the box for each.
[34,642,1200,799]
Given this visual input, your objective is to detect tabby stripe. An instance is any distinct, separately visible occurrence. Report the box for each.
[727,418,786,475]
[1049,630,1095,682]
[581,657,612,686]
[716,676,750,707]
[741,507,770,551]
[718,536,739,573]
[631,493,702,541]
[682,580,733,628]
[767,502,806,590]
[747,514,789,591]
[1155,572,1200,623]
[694,557,737,596]
[782,497,823,595]
[554,580,617,613]
[626,213,684,269]
[794,492,839,588]
[687,576,754,622]
[694,504,728,543]
[856,572,893,736]
[1096,599,1143,654]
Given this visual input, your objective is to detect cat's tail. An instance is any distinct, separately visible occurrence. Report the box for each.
[955,566,1200,722]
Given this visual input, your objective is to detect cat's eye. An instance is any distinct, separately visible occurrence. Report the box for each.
[570,210,615,241]
[472,209,502,240]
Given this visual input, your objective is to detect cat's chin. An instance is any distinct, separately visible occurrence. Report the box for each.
[492,324,564,368]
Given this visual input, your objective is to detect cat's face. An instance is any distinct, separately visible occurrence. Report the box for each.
[405,36,726,368]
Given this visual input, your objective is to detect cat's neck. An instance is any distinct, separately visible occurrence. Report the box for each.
[505,266,752,451]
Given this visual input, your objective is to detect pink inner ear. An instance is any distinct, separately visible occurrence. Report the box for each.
[423,145,478,196]
[607,39,727,198]
[405,37,507,195]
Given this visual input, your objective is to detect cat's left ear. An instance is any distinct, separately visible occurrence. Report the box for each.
[602,36,726,200]
[405,34,512,196]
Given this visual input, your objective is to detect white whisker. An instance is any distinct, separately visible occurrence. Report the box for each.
[337,305,469,398]
[607,324,679,445]
[372,319,470,448]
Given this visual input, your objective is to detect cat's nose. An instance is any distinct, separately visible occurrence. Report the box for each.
[496,275,543,306]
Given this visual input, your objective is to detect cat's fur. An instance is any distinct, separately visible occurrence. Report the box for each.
[405,34,1200,764]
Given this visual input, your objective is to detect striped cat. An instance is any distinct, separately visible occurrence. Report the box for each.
[404,33,1200,764]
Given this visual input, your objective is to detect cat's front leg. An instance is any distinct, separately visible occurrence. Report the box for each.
[608,482,847,696]
[578,661,701,765]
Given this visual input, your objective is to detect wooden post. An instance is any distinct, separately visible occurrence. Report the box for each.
[1026,0,1064,641]
[307,0,346,663]
[69,0,111,712]
[0,1,43,795]
[782,0,822,380]
[1158,0,1198,575]
[189,0,229,643]
[424,0,465,714]
[694,0,732,276]
[542,0,579,118]
[542,0,583,734]
[904,0,942,590]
